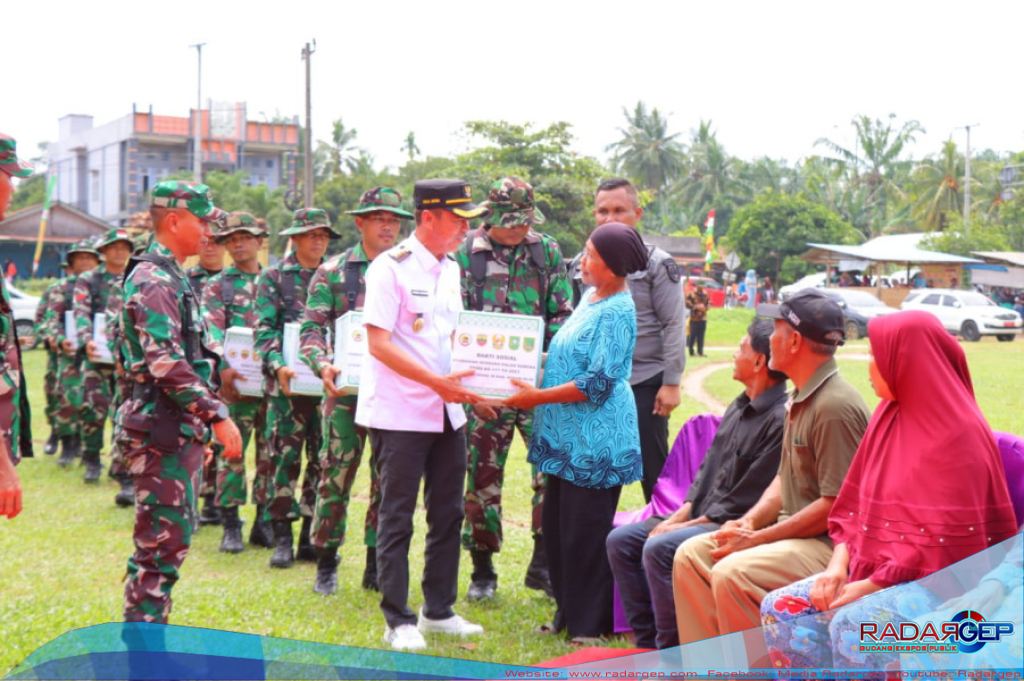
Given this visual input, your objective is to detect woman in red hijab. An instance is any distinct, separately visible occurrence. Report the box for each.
[760,310,1017,670]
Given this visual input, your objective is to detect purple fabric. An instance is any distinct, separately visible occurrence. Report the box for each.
[612,413,723,632]
[995,431,1024,526]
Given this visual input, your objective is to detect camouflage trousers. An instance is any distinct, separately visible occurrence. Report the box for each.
[214,396,269,507]
[265,392,322,521]
[44,348,59,425]
[311,394,380,550]
[79,362,115,456]
[108,373,131,480]
[117,422,204,624]
[54,351,84,438]
[462,406,545,553]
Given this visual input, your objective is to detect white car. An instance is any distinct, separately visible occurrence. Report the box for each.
[900,289,1022,342]
[6,283,42,347]
[778,272,829,301]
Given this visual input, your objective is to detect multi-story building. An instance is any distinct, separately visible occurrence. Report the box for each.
[48,103,299,226]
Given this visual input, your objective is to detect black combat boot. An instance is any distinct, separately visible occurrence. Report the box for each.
[296,516,316,562]
[269,520,294,569]
[466,549,497,601]
[248,504,274,548]
[524,536,554,598]
[57,435,79,468]
[361,546,379,592]
[82,451,102,483]
[43,430,59,456]
[219,506,245,554]
[198,493,222,526]
[313,547,339,595]
[114,476,135,507]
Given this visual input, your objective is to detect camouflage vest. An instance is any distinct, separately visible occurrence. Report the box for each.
[328,247,363,314]
[465,233,549,313]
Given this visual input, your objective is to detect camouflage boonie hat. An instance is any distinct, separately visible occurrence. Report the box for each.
[150,180,227,223]
[345,186,414,219]
[280,207,341,238]
[67,239,101,259]
[97,228,134,250]
[0,134,34,178]
[215,211,268,242]
[484,176,545,228]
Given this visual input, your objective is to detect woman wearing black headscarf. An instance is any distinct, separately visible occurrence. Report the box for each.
[506,222,648,643]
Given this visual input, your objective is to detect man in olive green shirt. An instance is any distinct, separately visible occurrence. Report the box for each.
[672,289,870,644]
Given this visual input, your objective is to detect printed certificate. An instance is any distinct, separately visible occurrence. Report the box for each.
[451,311,544,400]
[332,311,365,395]
[64,311,78,350]
[283,322,322,396]
[90,312,114,364]
[223,327,264,398]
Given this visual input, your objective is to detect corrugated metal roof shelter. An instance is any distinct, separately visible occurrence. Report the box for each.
[801,233,982,266]
[968,251,1024,288]
[0,201,111,278]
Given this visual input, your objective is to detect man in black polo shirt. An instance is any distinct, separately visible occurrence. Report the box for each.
[606,319,788,649]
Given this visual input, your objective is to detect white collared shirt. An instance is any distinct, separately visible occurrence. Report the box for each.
[355,234,467,432]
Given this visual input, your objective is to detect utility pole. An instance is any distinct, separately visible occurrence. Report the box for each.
[189,42,206,183]
[957,122,979,234]
[301,40,316,207]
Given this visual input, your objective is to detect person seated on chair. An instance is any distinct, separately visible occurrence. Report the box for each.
[606,319,789,649]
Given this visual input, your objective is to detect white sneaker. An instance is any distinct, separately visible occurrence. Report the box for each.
[383,624,426,651]
[417,608,484,636]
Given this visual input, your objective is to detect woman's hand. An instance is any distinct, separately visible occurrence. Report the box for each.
[504,379,544,410]
[829,579,882,609]
[810,568,848,611]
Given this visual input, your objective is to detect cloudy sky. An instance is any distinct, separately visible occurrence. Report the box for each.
[6,0,1023,177]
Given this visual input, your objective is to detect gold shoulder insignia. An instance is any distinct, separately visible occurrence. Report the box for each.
[389,246,412,262]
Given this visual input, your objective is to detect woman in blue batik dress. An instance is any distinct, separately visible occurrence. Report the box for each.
[506,221,647,644]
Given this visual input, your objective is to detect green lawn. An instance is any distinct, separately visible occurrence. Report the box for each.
[2,309,1020,675]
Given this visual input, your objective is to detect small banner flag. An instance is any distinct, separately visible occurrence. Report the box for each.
[703,209,715,272]
[32,172,58,277]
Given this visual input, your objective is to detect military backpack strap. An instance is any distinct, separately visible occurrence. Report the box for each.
[341,249,361,313]
[220,274,236,320]
[127,252,200,365]
[280,271,300,324]
[188,270,205,295]
[63,278,76,307]
[467,232,487,312]
[88,271,105,317]
[526,240,549,316]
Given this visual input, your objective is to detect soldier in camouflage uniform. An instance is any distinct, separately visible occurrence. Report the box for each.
[0,133,35,519]
[256,208,337,568]
[201,212,272,553]
[33,263,70,456]
[187,236,226,527]
[74,228,134,483]
[116,180,241,623]
[299,187,411,595]
[454,176,573,601]
[48,240,100,467]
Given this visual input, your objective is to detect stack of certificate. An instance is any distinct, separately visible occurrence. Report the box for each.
[332,311,365,394]
[450,311,544,402]
[90,312,114,364]
[223,327,264,398]
[283,322,323,396]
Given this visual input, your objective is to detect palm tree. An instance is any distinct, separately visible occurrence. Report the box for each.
[910,139,965,231]
[315,118,359,180]
[672,120,747,215]
[814,114,923,237]
[400,131,421,162]
[606,101,687,191]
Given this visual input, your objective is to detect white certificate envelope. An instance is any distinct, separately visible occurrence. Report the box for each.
[64,311,79,350]
[332,311,365,395]
[283,322,323,396]
[450,311,544,401]
[223,327,264,398]
[90,312,114,364]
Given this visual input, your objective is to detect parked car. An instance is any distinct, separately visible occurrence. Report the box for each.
[683,276,726,307]
[820,289,898,340]
[778,272,829,301]
[6,283,41,348]
[900,289,1022,342]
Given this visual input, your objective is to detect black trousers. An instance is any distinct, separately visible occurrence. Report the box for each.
[687,320,707,356]
[544,475,622,638]
[370,413,467,628]
[632,373,669,503]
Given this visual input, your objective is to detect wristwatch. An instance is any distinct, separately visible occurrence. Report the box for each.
[212,403,230,423]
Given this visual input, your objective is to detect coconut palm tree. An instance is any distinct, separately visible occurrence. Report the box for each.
[315,118,360,180]
[607,101,687,191]
[672,120,748,215]
[910,139,966,231]
[400,131,421,162]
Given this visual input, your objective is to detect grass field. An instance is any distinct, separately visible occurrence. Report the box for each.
[1,308,1021,675]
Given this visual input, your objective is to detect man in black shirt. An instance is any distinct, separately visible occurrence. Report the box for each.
[606,319,788,649]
